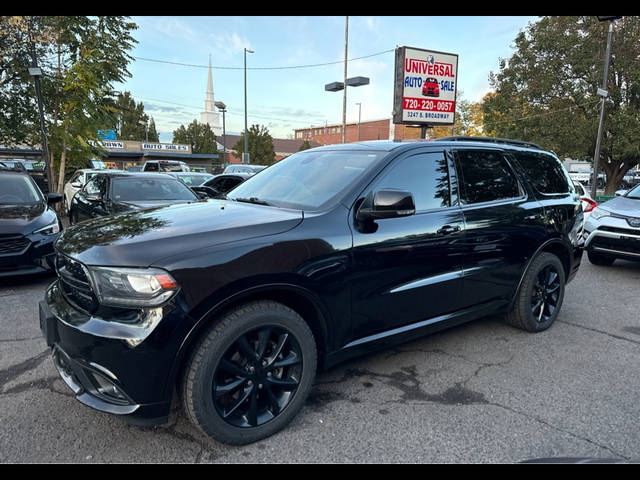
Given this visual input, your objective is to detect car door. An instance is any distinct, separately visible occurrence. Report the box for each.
[74,174,110,222]
[451,148,547,309]
[349,149,466,341]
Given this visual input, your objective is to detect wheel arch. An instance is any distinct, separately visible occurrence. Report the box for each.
[167,283,332,401]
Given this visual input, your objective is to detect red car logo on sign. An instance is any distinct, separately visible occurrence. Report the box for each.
[422,77,440,97]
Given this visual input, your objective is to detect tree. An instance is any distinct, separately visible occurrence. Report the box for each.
[298,139,313,151]
[172,120,217,154]
[432,92,485,138]
[0,16,138,192]
[103,90,158,141]
[233,124,275,165]
[483,16,640,194]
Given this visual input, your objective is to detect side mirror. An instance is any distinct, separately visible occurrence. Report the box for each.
[356,189,416,222]
[46,193,62,205]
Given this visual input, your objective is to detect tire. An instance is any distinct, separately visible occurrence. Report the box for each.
[587,249,615,266]
[506,252,566,333]
[63,196,68,216]
[182,300,317,445]
[69,208,77,225]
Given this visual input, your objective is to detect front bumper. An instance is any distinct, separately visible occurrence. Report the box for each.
[39,280,189,425]
[0,233,58,277]
[584,215,640,261]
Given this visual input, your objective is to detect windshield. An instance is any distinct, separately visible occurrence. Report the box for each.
[0,175,43,204]
[112,177,197,202]
[626,184,640,199]
[227,149,386,210]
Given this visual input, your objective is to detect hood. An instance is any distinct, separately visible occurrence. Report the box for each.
[56,199,303,267]
[0,203,57,236]
[599,196,640,218]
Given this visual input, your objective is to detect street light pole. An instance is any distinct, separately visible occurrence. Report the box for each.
[244,47,254,164]
[27,19,53,194]
[342,16,349,144]
[356,102,362,141]
[591,19,616,199]
[214,101,227,170]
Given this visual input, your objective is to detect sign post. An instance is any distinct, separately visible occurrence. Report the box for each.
[393,46,459,137]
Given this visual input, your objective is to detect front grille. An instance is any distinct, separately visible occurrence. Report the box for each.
[598,226,640,236]
[0,235,30,255]
[56,254,99,313]
[591,236,640,256]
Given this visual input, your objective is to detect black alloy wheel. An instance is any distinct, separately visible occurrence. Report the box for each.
[182,301,317,445]
[213,326,303,428]
[506,252,566,332]
[530,264,561,324]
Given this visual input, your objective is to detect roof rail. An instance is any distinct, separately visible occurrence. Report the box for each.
[434,136,544,150]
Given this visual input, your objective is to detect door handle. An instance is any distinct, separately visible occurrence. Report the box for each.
[437,225,461,235]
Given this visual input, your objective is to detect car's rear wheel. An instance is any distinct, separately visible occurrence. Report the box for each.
[182,300,317,445]
[506,252,566,332]
[587,249,615,266]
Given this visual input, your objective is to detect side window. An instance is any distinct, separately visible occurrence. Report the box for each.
[512,151,571,195]
[374,152,451,212]
[70,172,82,185]
[84,175,107,197]
[144,162,159,172]
[455,150,520,205]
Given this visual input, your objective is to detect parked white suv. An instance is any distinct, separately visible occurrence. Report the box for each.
[63,169,122,214]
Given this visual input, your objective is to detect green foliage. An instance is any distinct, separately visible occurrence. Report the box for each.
[0,16,138,191]
[103,90,157,141]
[233,124,275,165]
[172,120,217,154]
[298,139,313,151]
[483,16,640,192]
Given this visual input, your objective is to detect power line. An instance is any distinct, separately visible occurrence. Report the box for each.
[133,49,394,71]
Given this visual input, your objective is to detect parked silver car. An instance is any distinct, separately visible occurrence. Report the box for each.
[583,183,640,265]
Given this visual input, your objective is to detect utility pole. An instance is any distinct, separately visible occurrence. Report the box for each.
[244,47,254,164]
[27,18,53,194]
[591,20,615,199]
[342,16,349,144]
[356,102,362,141]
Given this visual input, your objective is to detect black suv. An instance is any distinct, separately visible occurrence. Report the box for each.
[39,138,583,444]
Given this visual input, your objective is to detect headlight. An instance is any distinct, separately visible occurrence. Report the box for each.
[88,266,179,308]
[33,218,60,235]
[590,207,610,220]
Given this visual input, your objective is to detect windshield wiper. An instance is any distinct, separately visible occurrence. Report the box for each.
[233,196,272,206]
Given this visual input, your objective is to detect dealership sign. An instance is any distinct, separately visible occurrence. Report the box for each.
[393,46,458,126]
[142,143,189,152]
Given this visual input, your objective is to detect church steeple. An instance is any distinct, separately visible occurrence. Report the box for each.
[204,54,215,112]
[200,54,222,136]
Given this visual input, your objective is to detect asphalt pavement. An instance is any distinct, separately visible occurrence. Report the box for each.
[1,258,639,463]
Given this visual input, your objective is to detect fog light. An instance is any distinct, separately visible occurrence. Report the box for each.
[90,371,127,402]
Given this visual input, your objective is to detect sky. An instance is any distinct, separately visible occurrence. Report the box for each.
[114,16,538,143]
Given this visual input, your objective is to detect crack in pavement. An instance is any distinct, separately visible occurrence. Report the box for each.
[1,375,73,398]
[558,320,640,347]
[0,350,49,391]
[0,336,44,343]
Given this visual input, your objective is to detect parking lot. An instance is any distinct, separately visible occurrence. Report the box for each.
[0,257,638,463]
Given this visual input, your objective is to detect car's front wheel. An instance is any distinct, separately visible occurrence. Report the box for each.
[182,300,317,445]
[506,252,566,332]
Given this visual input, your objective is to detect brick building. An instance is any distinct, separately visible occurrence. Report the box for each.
[216,135,321,165]
[293,118,424,146]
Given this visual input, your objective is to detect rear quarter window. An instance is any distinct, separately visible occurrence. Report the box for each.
[512,151,572,195]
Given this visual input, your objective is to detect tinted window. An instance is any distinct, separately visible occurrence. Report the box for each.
[144,162,159,171]
[455,150,520,204]
[513,151,571,194]
[374,152,451,211]
[111,177,197,201]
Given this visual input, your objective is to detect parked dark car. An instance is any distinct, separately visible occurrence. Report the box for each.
[222,164,266,175]
[0,165,62,277]
[166,171,214,187]
[68,171,200,225]
[0,159,49,193]
[40,138,582,445]
[194,172,252,198]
